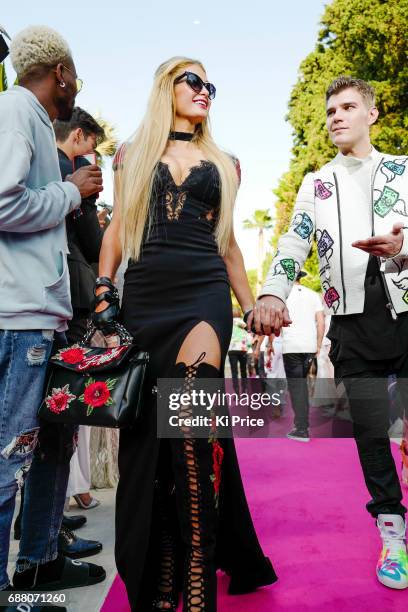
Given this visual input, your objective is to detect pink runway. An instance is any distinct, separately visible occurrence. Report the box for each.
[102,438,408,611]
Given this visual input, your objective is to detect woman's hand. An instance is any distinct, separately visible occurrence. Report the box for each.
[91,279,120,334]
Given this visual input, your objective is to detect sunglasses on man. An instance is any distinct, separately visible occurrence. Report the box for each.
[174,71,216,100]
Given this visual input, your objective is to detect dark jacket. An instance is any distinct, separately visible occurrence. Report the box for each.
[58,149,103,311]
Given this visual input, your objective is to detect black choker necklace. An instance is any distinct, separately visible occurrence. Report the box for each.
[169,131,194,141]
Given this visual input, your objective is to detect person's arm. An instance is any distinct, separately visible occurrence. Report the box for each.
[94,172,123,313]
[315,310,325,356]
[0,130,103,233]
[249,173,315,336]
[72,200,104,264]
[0,130,80,232]
[223,229,254,315]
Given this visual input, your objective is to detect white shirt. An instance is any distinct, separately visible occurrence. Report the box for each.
[282,285,323,354]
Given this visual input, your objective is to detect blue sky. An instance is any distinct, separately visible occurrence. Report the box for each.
[1,0,326,268]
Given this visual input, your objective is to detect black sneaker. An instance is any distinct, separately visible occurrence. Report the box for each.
[286,428,310,442]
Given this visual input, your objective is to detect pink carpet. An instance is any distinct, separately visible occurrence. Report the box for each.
[102,438,408,611]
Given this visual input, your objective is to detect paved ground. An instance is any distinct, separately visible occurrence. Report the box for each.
[8,488,117,612]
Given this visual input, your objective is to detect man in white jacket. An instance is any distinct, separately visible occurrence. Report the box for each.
[249,77,408,589]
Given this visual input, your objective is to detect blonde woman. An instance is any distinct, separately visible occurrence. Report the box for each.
[94,57,277,611]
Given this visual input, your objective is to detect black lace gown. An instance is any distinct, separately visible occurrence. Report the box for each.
[116,159,277,609]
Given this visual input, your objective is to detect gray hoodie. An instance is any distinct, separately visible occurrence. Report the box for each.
[0,86,81,331]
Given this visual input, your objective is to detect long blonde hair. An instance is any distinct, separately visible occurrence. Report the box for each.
[118,56,239,261]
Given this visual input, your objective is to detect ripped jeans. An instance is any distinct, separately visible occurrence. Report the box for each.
[0,330,74,589]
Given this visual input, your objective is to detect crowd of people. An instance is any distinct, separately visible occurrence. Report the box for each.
[0,21,407,612]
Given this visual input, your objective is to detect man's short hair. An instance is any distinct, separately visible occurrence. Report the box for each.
[53,107,105,144]
[10,25,72,79]
[326,76,376,108]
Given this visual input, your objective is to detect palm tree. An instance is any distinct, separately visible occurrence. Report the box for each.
[243,209,273,293]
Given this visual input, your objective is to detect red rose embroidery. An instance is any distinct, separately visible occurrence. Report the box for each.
[209,439,224,508]
[79,378,117,416]
[60,347,87,364]
[45,384,76,414]
[212,440,224,493]
[84,381,111,407]
[55,344,90,364]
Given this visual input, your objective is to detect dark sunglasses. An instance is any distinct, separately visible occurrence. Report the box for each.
[174,71,216,100]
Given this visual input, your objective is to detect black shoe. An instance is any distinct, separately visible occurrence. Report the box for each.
[15,515,87,541]
[61,514,87,531]
[13,554,106,591]
[58,526,102,559]
[286,427,310,442]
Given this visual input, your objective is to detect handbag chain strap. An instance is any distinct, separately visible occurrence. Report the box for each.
[81,319,134,347]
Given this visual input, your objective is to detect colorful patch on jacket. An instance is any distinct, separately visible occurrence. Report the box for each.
[274,258,299,282]
[292,212,313,241]
[392,276,408,304]
[314,179,334,200]
[373,186,400,217]
[317,229,334,257]
[381,159,407,183]
[323,285,340,312]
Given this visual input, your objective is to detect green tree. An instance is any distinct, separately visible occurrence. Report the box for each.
[0,63,7,92]
[243,209,273,293]
[272,0,408,290]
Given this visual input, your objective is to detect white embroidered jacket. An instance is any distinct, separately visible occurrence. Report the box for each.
[262,151,408,316]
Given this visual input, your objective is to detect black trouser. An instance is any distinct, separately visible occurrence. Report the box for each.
[228,351,247,393]
[66,308,89,343]
[341,369,407,518]
[282,353,314,430]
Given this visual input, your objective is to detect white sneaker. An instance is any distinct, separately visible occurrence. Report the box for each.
[376,514,408,589]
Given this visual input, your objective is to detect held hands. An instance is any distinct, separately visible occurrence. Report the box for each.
[352,222,404,257]
[67,164,103,198]
[245,296,291,336]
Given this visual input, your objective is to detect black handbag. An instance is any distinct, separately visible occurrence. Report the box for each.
[38,322,149,428]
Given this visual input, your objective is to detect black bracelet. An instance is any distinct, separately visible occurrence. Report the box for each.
[95,276,115,291]
[243,309,253,324]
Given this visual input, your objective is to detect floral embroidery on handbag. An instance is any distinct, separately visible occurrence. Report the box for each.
[76,345,129,371]
[45,384,76,414]
[54,345,91,364]
[79,378,117,416]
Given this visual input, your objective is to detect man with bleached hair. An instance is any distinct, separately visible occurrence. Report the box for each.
[250,77,408,589]
[0,25,105,594]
